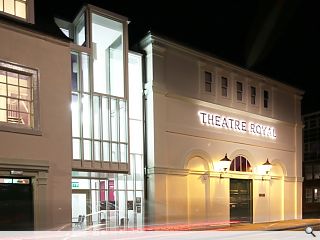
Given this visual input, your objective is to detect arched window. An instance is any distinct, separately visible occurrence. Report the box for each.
[230,156,252,172]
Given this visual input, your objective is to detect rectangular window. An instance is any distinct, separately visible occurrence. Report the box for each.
[263,90,269,108]
[314,188,320,203]
[204,71,212,92]
[221,76,228,97]
[250,86,256,105]
[0,61,39,132]
[236,81,243,101]
[306,188,313,203]
[1,0,27,20]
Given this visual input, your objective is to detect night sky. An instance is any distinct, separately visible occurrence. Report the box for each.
[42,0,320,115]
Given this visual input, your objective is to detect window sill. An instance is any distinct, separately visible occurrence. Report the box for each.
[0,124,42,136]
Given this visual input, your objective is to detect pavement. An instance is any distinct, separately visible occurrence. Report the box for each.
[216,218,320,231]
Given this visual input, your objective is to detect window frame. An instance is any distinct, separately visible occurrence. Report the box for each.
[236,81,243,102]
[0,0,34,23]
[263,89,269,108]
[250,86,256,105]
[204,71,213,93]
[0,60,40,135]
[221,76,228,97]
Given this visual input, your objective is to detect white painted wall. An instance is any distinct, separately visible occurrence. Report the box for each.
[142,34,303,225]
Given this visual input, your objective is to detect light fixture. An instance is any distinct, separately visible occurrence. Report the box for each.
[219,153,231,178]
[261,158,272,180]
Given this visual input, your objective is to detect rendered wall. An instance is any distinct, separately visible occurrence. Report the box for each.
[0,25,71,230]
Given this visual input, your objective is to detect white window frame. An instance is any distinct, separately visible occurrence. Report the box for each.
[250,86,256,105]
[0,60,40,135]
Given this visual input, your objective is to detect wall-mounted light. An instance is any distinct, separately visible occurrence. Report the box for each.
[261,158,272,180]
[219,153,231,178]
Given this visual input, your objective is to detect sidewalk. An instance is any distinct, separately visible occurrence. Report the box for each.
[217,219,320,231]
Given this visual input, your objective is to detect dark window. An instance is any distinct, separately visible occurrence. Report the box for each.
[221,76,228,97]
[230,156,252,172]
[236,81,243,101]
[204,71,212,92]
[250,86,256,105]
[263,90,269,108]
[306,188,313,203]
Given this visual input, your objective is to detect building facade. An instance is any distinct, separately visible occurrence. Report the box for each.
[0,2,144,230]
[0,1,304,230]
[302,111,320,218]
[141,34,304,225]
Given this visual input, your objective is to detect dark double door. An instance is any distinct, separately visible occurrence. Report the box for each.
[0,178,34,230]
[230,179,252,223]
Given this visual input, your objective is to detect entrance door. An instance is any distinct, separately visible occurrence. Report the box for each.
[0,178,34,230]
[72,190,91,229]
[230,179,252,223]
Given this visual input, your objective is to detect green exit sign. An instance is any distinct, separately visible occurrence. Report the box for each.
[72,182,79,188]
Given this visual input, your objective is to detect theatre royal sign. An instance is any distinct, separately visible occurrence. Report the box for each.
[198,111,276,139]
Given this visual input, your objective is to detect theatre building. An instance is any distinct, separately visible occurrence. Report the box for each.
[0,1,303,230]
[141,34,304,224]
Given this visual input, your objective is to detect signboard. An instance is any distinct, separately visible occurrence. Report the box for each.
[72,182,79,188]
[198,111,276,139]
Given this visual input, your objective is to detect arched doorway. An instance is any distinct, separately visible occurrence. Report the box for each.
[186,156,209,224]
[229,156,253,223]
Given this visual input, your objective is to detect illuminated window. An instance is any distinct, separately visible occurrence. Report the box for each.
[230,156,252,172]
[250,86,256,105]
[0,61,39,131]
[236,81,243,101]
[0,0,29,20]
[221,76,228,97]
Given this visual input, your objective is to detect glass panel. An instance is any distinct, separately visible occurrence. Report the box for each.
[94,141,100,161]
[111,98,118,141]
[82,94,91,138]
[120,144,127,163]
[119,100,127,142]
[19,112,30,126]
[102,97,109,140]
[0,83,6,96]
[135,155,144,190]
[128,54,143,120]
[7,72,18,85]
[109,37,124,97]
[0,0,3,11]
[0,70,6,83]
[75,14,86,46]
[73,138,81,160]
[15,1,26,19]
[8,85,18,97]
[112,143,118,162]
[71,94,80,137]
[129,119,143,154]
[83,139,92,160]
[93,95,100,139]
[0,96,6,109]
[82,54,90,92]
[4,0,14,15]
[19,87,30,100]
[305,165,313,180]
[71,53,79,92]
[314,188,320,203]
[0,109,7,122]
[92,13,124,96]
[12,178,29,184]
[103,142,109,161]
